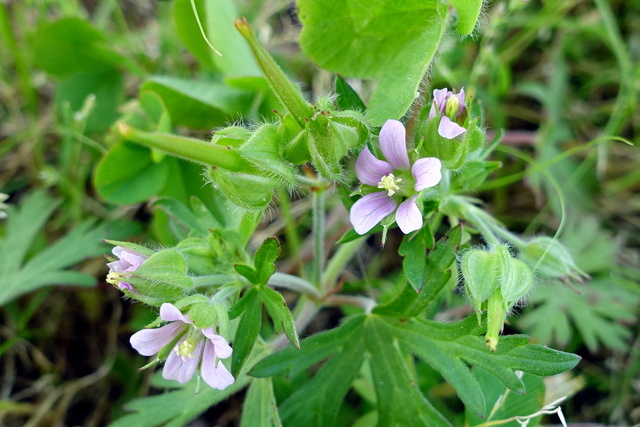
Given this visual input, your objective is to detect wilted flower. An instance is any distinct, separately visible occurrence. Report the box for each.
[106,246,147,291]
[130,303,235,390]
[429,88,467,139]
[350,119,442,234]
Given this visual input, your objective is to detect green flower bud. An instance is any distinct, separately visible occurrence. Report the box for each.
[125,250,193,301]
[461,249,500,322]
[208,124,295,210]
[462,245,533,327]
[520,237,588,283]
[445,95,460,120]
[417,110,469,171]
[176,237,216,275]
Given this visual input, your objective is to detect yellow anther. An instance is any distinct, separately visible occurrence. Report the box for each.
[175,340,197,361]
[378,173,402,197]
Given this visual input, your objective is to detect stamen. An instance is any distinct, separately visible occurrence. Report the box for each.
[174,338,197,361]
[378,173,402,196]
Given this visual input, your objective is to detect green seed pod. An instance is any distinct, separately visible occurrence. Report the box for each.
[520,236,588,283]
[485,289,508,352]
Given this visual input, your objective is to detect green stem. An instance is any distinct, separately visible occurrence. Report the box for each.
[311,189,325,289]
[117,122,251,171]
[268,273,322,299]
[277,189,303,275]
[324,294,377,313]
[322,236,366,290]
[235,17,314,127]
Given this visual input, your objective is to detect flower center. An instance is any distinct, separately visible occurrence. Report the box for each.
[174,332,199,361]
[378,173,402,196]
[106,272,122,286]
[445,95,460,119]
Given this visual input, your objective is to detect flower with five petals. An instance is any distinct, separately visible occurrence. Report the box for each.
[350,119,442,235]
[130,303,235,390]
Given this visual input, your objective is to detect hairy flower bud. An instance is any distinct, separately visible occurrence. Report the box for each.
[520,237,588,284]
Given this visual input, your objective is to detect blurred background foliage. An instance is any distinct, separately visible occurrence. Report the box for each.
[0,0,638,425]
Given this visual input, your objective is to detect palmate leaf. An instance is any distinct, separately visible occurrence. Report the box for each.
[297,0,449,125]
[250,314,579,425]
[517,279,638,352]
[0,191,107,305]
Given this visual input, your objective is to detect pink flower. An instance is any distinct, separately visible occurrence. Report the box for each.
[350,120,442,235]
[428,88,467,139]
[106,246,147,291]
[130,303,235,390]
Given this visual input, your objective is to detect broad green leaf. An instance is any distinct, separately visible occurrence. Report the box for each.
[173,0,261,78]
[374,226,461,317]
[151,196,222,239]
[250,315,366,378]
[55,69,124,133]
[141,76,254,129]
[365,317,451,426]
[449,0,483,35]
[111,341,270,427]
[204,0,262,78]
[240,378,282,427]
[34,18,136,77]
[0,191,107,305]
[398,225,431,292]
[232,288,263,376]
[173,0,216,69]
[260,287,299,348]
[254,237,281,286]
[335,75,366,111]
[465,369,545,427]
[94,141,170,204]
[298,0,449,125]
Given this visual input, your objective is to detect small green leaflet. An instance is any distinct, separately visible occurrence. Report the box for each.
[518,279,637,352]
[0,191,107,305]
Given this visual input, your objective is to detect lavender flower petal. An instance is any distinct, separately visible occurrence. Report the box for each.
[163,336,204,384]
[130,322,187,356]
[350,192,398,235]
[202,328,233,359]
[438,116,466,139]
[355,147,393,186]
[201,340,235,390]
[379,119,410,169]
[160,303,191,323]
[456,88,466,115]
[429,88,450,119]
[395,196,422,234]
[412,157,442,191]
